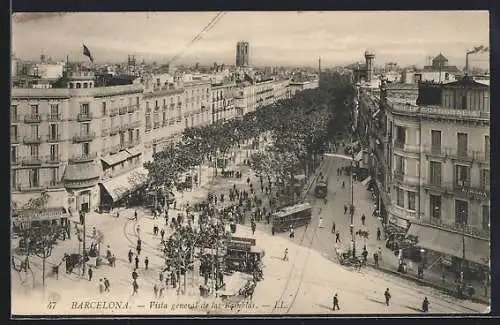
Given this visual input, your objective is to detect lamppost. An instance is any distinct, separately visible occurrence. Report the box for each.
[79,210,87,276]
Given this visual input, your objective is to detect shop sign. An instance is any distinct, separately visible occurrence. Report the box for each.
[460,186,488,201]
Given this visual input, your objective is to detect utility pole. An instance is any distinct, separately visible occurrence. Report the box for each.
[80,211,86,277]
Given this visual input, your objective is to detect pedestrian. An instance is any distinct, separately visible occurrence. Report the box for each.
[136,225,141,238]
[373,252,379,267]
[145,257,149,270]
[283,248,289,261]
[342,181,345,189]
[153,210,158,220]
[160,228,165,241]
[271,225,275,236]
[159,272,164,283]
[99,279,104,293]
[88,267,93,281]
[153,283,158,298]
[111,254,116,267]
[422,297,429,312]
[104,278,110,292]
[332,221,336,234]
[134,210,138,220]
[128,249,133,264]
[362,246,368,265]
[137,246,142,256]
[289,227,295,239]
[378,247,383,262]
[333,293,340,310]
[251,222,256,235]
[361,214,366,226]
[132,280,139,295]
[335,231,340,243]
[92,227,97,238]
[135,256,139,270]
[377,227,381,241]
[384,288,391,306]
[344,205,347,215]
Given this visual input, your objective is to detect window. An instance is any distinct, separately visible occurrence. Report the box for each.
[50,144,58,160]
[49,124,57,139]
[31,104,39,115]
[102,102,107,116]
[128,130,133,143]
[80,103,89,115]
[482,205,490,231]
[83,82,88,88]
[457,132,468,156]
[136,129,139,140]
[396,188,404,207]
[395,155,405,174]
[30,144,39,158]
[82,142,90,155]
[11,125,18,140]
[136,97,140,106]
[454,164,470,187]
[407,191,416,211]
[429,161,442,185]
[430,195,441,219]
[11,105,18,120]
[29,169,39,187]
[480,169,490,190]
[155,100,159,110]
[395,125,405,147]
[81,123,90,135]
[163,99,166,107]
[11,146,17,163]
[485,135,490,158]
[50,104,59,116]
[120,133,125,146]
[163,112,166,124]
[51,168,58,183]
[431,130,441,153]
[455,200,468,226]
[145,116,151,130]
[11,170,17,189]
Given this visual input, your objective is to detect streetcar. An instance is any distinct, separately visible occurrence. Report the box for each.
[271,202,313,232]
[225,236,265,274]
[314,175,328,199]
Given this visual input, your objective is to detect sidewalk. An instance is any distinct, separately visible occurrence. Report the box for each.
[349,180,490,306]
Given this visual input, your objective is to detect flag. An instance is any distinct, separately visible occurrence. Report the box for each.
[83,44,94,63]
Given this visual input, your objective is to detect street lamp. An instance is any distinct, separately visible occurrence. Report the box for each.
[79,210,87,276]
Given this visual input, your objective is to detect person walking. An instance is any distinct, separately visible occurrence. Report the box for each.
[104,278,110,292]
[289,226,295,239]
[361,214,366,226]
[344,205,347,215]
[145,257,149,270]
[335,231,340,243]
[128,250,133,264]
[378,247,383,262]
[160,228,165,242]
[333,293,340,310]
[135,256,140,270]
[332,221,336,234]
[283,248,289,261]
[88,267,93,281]
[422,297,429,312]
[133,210,138,221]
[153,283,158,298]
[132,280,139,295]
[136,225,141,238]
[251,222,256,235]
[376,227,381,241]
[137,245,142,256]
[99,279,104,293]
[384,288,391,306]
[271,225,275,236]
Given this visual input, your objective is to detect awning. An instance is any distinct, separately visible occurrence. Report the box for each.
[99,167,149,202]
[361,176,372,186]
[101,150,131,166]
[126,147,142,157]
[63,161,101,181]
[407,224,490,266]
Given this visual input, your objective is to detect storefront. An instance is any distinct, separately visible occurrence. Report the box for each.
[63,161,102,213]
[99,166,149,209]
[406,223,490,279]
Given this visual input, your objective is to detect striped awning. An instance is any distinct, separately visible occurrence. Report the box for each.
[99,167,148,202]
[101,150,131,166]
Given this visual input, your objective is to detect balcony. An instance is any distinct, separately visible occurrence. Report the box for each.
[73,132,96,143]
[47,113,62,122]
[428,218,490,240]
[24,114,42,123]
[393,171,419,187]
[119,107,127,115]
[46,133,61,142]
[109,108,118,117]
[110,126,119,135]
[21,156,43,165]
[101,128,109,137]
[423,179,445,193]
[69,152,97,163]
[77,112,93,122]
[454,180,489,201]
[424,146,479,163]
[45,155,61,164]
[127,105,135,113]
[23,136,42,144]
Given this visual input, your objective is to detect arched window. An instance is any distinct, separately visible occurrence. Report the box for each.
[76,83,81,89]
[83,82,88,88]
[69,83,74,89]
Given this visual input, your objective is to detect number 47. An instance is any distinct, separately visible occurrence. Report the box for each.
[47,301,57,309]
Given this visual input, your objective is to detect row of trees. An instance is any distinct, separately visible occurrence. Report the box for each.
[144,71,354,196]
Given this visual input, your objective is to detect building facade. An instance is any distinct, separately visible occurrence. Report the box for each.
[357,76,490,274]
[11,70,146,213]
[211,81,236,123]
[234,78,290,116]
[183,80,212,129]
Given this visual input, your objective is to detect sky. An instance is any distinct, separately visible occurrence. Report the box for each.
[12,11,490,68]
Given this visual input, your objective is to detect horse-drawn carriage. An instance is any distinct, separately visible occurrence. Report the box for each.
[338,252,362,269]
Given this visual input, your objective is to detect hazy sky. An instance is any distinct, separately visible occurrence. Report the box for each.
[12,11,489,68]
